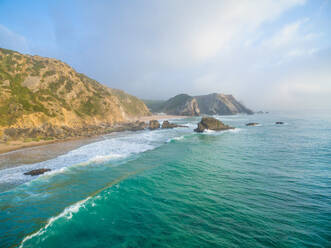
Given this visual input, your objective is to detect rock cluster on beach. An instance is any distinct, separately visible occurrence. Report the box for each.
[148,120,186,130]
[161,120,186,129]
[148,120,161,130]
[194,117,234,133]
[1,121,149,142]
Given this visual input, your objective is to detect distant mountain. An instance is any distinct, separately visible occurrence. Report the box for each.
[0,48,150,132]
[144,93,253,116]
[195,93,253,115]
[141,99,166,113]
[161,94,200,116]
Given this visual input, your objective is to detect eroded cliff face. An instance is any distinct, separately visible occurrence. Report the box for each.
[195,93,253,115]
[146,93,252,116]
[161,94,200,116]
[0,48,150,139]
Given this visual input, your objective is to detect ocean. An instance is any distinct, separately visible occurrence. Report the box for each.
[0,112,330,248]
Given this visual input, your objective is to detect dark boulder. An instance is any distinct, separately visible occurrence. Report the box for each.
[275,122,284,125]
[194,117,234,133]
[148,120,160,130]
[246,122,259,126]
[24,168,51,176]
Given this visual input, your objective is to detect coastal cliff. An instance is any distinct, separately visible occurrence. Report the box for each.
[195,93,253,115]
[0,48,150,143]
[144,93,252,116]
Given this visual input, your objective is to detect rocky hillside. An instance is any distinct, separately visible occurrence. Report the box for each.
[144,93,252,116]
[161,94,200,116]
[195,93,253,115]
[0,48,150,139]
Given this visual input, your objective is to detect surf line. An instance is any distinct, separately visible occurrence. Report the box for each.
[19,167,150,247]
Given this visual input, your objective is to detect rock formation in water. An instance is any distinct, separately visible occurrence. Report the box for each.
[161,120,186,129]
[24,168,51,176]
[148,120,160,130]
[0,48,150,142]
[194,117,234,132]
[144,93,252,116]
[246,122,259,126]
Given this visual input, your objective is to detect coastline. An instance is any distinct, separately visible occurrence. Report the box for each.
[133,114,187,122]
[0,115,187,160]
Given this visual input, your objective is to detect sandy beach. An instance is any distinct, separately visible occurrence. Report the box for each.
[0,115,188,158]
[133,115,188,122]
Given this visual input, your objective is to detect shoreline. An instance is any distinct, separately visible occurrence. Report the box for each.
[133,114,187,122]
[0,115,188,157]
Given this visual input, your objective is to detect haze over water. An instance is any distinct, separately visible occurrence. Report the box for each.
[0,111,330,248]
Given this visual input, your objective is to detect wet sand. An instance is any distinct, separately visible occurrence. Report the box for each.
[0,136,103,170]
[0,115,188,169]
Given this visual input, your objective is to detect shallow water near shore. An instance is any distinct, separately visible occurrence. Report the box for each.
[0,112,330,248]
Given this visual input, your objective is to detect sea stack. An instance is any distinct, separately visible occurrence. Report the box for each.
[194,117,234,133]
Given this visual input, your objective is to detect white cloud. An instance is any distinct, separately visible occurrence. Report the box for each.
[135,0,308,63]
[266,19,309,48]
[10,0,328,111]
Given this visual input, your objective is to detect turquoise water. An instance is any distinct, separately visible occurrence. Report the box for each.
[0,112,330,247]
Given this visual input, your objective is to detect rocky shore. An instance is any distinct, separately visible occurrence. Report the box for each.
[0,121,148,143]
[0,116,187,154]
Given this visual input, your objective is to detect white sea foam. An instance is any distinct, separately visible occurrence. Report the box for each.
[167,135,185,143]
[204,129,216,134]
[227,128,242,133]
[0,127,193,187]
[19,197,91,247]
[201,128,242,135]
[0,122,241,188]
[182,122,198,129]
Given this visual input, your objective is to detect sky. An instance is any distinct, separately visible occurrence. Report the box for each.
[0,0,330,111]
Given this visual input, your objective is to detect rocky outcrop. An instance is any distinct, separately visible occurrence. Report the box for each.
[160,94,200,116]
[24,168,51,176]
[246,122,259,126]
[161,120,186,129]
[194,117,234,132]
[148,120,160,130]
[0,48,150,141]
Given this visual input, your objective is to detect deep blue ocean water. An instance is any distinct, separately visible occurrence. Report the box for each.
[0,112,330,248]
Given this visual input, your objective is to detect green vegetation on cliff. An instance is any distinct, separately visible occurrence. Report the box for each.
[0,48,150,128]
